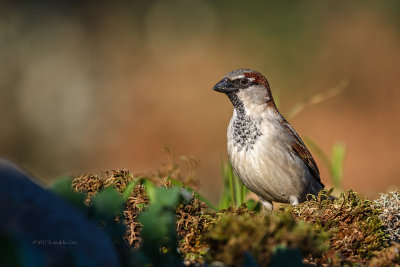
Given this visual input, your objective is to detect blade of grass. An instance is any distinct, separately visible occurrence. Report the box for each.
[229,161,248,206]
[122,180,140,201]
[218,160,232,210]
[331,142,346,189]
[286,79,348,120]
[234,172,242,206]
[241,183,248,206]
[227,162,235,205]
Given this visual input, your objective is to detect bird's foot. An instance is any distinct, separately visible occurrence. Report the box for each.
[260,199,273,213]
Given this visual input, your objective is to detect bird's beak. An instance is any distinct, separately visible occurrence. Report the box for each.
[213,79,237,94]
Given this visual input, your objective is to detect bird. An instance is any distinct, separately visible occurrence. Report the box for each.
[213,69,324,211]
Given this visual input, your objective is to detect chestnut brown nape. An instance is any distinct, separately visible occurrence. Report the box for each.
[243,72,267,86]
[243,71,272,95]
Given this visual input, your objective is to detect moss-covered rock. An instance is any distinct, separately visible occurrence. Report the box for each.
[176,201,255,264]
[203,210,329,266]
[285,189,390,262]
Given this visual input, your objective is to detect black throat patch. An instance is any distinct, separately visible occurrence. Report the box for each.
[227,93,262,152]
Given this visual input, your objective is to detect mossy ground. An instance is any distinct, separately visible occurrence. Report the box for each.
[283,189,390,265]
[71,168,399,266]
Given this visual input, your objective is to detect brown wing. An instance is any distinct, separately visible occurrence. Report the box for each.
[281,118,324,187]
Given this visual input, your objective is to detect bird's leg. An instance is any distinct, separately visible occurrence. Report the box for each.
[259,198,273,212]
[289,195,300,205]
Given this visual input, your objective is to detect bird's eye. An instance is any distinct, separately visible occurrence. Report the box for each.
[239,78,250,86]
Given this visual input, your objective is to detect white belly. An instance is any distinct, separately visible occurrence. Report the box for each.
[227,118,313,203]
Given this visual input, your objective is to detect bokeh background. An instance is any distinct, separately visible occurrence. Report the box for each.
[1,0,399,203]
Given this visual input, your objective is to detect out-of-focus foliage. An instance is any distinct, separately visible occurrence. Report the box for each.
[50,177,129,265]
[136,184,184,266]
[50,176,87,210]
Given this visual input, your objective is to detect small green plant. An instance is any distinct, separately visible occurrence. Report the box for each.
[219,160,247,208]
[135,180,185,266]
[50,176,87,210]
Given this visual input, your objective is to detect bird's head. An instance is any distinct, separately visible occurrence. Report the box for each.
[213,69,275,110]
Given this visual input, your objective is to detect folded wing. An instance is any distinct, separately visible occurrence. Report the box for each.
[281,118,324,187]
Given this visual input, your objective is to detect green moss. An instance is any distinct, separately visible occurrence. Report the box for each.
[176,201,255,264]
[71,168,393,266]
[285,189,390,261]
[203,209,329,266]
[176,197,216,264]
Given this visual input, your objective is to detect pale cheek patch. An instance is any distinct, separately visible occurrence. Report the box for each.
[237,87,270,113]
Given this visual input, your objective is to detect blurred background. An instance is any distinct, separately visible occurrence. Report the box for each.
[1,0,399,203]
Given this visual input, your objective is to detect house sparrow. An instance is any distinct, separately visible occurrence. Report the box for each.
[213,69,324,211]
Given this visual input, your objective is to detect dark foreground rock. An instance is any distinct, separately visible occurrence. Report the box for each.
[0,159,119,267]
